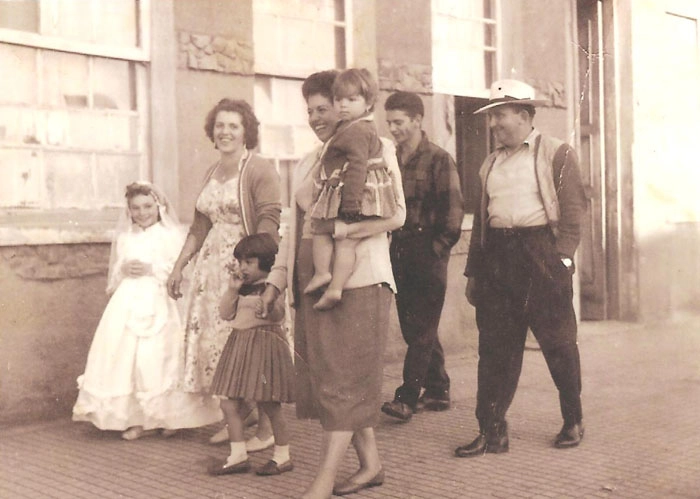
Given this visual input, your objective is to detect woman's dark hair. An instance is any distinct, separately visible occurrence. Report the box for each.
[204,98,259,149]
[233,233,278,272]
[302,70,339,102]
[332,68,378,110]
[384,91,425,118]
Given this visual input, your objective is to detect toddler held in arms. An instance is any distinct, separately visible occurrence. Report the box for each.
[306,68,397,310]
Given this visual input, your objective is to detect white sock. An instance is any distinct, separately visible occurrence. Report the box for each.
[227,441,248,465]
[272,444,290,464]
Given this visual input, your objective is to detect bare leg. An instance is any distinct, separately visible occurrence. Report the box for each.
[301,429,353,499]
[314,238,358,311]
[258,401,289,446]
[304,234,334,294]
[348,427,382,482]
[220,398,245,443]
[255,409,274,440]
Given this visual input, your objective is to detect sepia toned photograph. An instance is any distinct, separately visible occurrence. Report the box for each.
[1,1,699,498]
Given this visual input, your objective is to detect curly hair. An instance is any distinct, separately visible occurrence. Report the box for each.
[302,70,339,102]
[203,98,260,149]
[125,182,158,203]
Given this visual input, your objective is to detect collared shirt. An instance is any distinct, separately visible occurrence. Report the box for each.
[394,132,464,254]
[486,128,548,228]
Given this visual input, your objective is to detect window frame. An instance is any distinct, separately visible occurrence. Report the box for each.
[0,0,151,243]
[252,0,351,208]
[431,0,501,98]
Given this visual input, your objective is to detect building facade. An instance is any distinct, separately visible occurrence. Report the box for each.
[1,0,697,423]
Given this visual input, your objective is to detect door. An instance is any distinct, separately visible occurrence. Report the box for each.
[577,0,606,319]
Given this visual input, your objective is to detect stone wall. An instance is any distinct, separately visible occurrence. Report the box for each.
[0,244,109,425]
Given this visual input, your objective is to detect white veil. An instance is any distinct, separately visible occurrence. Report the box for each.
[106,181,181,294]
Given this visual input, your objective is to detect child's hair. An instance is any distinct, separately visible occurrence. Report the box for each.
[125,182,162,206]
[233,233,278,273]
[332,68,378,111]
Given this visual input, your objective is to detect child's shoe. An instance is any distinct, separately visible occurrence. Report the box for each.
[256,459,294,476]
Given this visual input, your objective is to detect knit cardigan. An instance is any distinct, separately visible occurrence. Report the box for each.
[187,151,281,248]
[464,131,586,278]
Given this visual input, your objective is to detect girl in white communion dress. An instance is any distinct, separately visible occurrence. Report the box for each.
[72,182,221,440]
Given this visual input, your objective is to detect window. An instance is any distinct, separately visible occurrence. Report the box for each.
[253,0,350,79]
[252,0,350,207]
[0,0,150,210]
[431,0,498,97]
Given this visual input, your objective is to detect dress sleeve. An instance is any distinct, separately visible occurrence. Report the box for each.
[106,233,128,294]
[333,124,372,214]
[152,227,186,283]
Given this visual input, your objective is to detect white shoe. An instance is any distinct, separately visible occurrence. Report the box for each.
[246,435,274,452]
[209,426,229,445]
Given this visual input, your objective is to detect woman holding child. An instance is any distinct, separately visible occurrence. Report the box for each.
[262,69,406,498]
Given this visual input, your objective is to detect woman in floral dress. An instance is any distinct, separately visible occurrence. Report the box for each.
[167,99,281,445]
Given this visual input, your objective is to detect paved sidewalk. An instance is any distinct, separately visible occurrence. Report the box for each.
[2,316,700,498]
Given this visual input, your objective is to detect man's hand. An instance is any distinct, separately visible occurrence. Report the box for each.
[257,284,280,319]
[465,277,477,306]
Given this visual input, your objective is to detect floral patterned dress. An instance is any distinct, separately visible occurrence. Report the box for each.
[182,176,245,394]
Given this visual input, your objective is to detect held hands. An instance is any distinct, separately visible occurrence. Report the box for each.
[121,259,153,278]
[256,284,280,319]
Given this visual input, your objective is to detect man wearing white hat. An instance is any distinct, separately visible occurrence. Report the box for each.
[455,79,587,457]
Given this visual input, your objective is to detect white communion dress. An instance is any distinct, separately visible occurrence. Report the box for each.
[72,221,221,430]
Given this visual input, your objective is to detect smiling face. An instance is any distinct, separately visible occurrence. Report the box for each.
[334,92,370,121]
[128,194,159,229]
[237,256,267,284]
[488,105,531,150]
[385,109,422,147]
[307,93,340,143]
[213,111,246,154]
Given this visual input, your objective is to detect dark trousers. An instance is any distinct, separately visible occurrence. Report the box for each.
[390,234,450,407]
[474,227,583,433]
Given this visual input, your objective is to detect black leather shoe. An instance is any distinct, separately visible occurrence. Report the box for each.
[455,432,509,457]
[381,400,413,421]
[416,394,450,412]
[554,422,584,448]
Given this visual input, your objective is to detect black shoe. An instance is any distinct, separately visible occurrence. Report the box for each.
[416,394,450,412]
[381,400,413,421]
[554,422,584,448]
[455,428,508,457]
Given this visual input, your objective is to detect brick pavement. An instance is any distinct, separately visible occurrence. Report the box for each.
[2,315,700,499]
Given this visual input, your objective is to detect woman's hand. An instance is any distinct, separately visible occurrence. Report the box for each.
[167,268,183,299]
[121,260,152,278]
[257,284,280,319]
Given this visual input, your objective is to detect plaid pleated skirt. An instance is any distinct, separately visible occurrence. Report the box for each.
[210,324,294,402]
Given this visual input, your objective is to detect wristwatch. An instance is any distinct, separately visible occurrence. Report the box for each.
[560,257,573,269]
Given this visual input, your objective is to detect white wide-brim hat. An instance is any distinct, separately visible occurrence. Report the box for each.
[473,79,548,114]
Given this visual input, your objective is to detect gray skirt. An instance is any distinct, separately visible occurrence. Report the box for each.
[294,238,391,431]
[210,324,294,403]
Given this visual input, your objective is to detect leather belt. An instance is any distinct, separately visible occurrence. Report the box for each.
[487,225,549,237]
